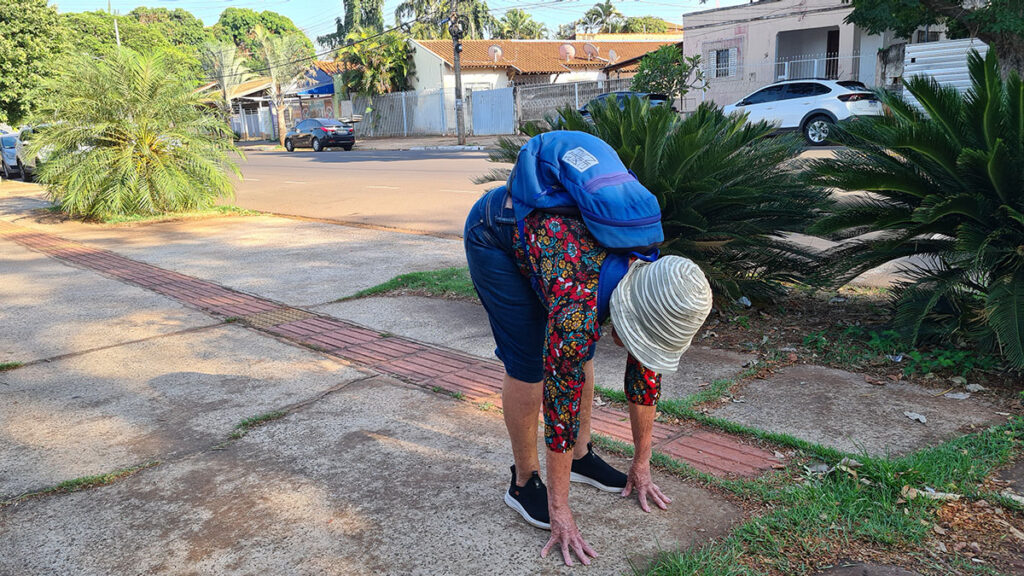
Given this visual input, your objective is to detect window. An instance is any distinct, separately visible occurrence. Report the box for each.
[295,120,313,131]
[743,85,786,105]
[708,47,739,78]
[915,30,940,43]
[785,83,831,99]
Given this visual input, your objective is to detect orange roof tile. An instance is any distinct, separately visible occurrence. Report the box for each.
[413,39,672,75]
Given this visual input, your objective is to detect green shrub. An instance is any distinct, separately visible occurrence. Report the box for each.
[480,98,828,304]
[27,47,241,220]
[807,50,1024,370]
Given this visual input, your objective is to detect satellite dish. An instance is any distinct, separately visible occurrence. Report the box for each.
[607,49,618,64]
[559,43,576,62]
[488,45,503,63]
[583,43,600,60]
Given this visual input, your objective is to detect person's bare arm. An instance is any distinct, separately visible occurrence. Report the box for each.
[622,402,671,512]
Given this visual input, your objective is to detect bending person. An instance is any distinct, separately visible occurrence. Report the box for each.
[464,131,713,566]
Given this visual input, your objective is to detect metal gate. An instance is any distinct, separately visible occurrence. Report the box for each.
[470,87,516,135]
[903,38,989,109]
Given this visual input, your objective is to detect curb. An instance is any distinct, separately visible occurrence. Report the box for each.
[408,145,487,151]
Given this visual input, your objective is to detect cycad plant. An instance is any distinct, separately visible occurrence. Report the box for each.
[807,50,1024,369]
[27,48,241,220]
[479,98,827,303]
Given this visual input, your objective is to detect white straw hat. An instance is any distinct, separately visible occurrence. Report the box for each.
[609,255,713,374]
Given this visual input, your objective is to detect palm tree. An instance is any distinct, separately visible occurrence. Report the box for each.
[807,49,1024,369]
[479,98,826,303]
[494,9,547,40]
[199,40,254,136]
[255,26,313,146]
[584,0,624,33]
[394,0,494,39]
[338,28,413,96]
[26,48,241,220]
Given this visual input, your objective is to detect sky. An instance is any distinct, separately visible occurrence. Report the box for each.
[51,0,748,47]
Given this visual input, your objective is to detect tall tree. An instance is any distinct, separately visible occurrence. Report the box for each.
[493,9,547,39]
[623,16,670,34]
[583,0,624,33]
[337,27,413,96]
[318,0,386,49]
[255,26,313,146]
[394,0,494,39]
[199,40,255,129]
[128,7,211,48]
[845,0,1024,75]
[63,11,205,85]
[214,8,314,70]
[0,0,63,126]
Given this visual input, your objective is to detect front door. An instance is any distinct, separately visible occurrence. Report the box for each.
[826,30,839,79]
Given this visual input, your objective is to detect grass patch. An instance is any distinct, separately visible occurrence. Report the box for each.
[628,418,1023,575]
[0,361,23,371]
[93,205,260,225]
[229,410,287,439]
[2,461,159,507]
[339,267,477,302]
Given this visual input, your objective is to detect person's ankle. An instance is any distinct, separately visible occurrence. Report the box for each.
[516,469,539,487]
[571,441,591,461]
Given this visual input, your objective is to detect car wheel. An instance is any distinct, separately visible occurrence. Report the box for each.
[803,115,833,146]
[312,137,322,152]
[18,160,31,182]
[343,144,353,151]
[285,139,294,152]
[1,162,9,180]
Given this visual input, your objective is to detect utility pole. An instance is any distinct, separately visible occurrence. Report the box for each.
[109,1,121,47]
[449,0,466,145]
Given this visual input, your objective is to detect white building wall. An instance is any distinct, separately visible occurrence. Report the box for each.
[552,69,603,84]
[683,0,880,109]
[410,42,447,92]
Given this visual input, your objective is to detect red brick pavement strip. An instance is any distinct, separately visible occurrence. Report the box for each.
[0,220,782,478]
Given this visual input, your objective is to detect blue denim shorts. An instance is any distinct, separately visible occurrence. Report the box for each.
[464,186,594,383]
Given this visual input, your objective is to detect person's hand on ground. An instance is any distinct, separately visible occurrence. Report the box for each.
[541,506,598,566]
[622,460,671,513]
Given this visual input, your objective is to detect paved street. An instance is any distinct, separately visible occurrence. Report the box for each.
[235,149,496,236]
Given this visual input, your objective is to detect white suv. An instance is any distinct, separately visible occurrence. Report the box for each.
[723,80,883,145]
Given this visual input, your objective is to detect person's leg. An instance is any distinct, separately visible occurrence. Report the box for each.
[502,374,543,486]
[572,360,595,460]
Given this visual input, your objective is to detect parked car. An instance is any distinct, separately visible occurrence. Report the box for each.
[723,79,883,145]
[14,125,52,181]
[1,134,20,180]
[579,91,675,119]
[284,118,355,152]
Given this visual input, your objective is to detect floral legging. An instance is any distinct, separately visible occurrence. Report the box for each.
[514,212,661,453]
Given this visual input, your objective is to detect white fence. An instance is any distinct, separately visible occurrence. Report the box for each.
[234,78,642,140]
[516,78,632,125]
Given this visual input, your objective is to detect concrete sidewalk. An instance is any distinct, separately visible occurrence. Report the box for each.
[238,134,502,152]
[0,192,748,575]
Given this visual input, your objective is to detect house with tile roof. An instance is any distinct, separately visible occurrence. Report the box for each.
[408,39,672,92]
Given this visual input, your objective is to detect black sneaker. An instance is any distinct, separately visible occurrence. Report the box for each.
[504,465,550,530]
[570,442,627,492]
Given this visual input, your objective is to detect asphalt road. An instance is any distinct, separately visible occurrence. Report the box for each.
[233,146,840,237]
[234,149,496,236]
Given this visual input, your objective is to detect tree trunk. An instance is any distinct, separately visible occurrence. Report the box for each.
[276,100,287,147]
[991,34,1024,79]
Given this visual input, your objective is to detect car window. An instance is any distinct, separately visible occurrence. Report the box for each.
[319,119,345,127]
[785,83,831,99]
[1,136,15,148]
[743,85,786,105]
[295,120,311,131]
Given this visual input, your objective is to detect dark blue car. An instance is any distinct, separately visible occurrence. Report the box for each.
[285,118,355,152]
[578,91,675,120]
